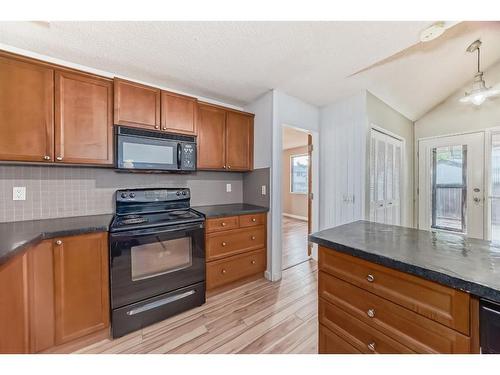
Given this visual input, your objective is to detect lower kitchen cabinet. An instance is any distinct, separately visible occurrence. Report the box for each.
[205,213,267,290]
[0,232,109,354]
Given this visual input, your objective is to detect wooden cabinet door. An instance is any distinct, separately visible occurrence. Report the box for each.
[55,71,113,165]
[161,91,197,134]
[114,78,160,130]
[53,233,109,345]
[197,104,226,170]
[0,253,29,353]
[225,111,253,171]
[0,54,54,162]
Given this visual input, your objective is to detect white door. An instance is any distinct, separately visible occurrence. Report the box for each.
[418,132,484,239]
[369,129,403,225]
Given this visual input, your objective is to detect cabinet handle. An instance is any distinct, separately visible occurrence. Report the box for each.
[367,342,376,352]
[366,274,375,282]
[221,242,227,247]
[367,308,375,318]
[43,155,51,160]
[56,156,63,161]
[251,236,256,240]
[252,218,256,222]
[55,240,62,245]
[154,125,160,129]
[221,269,227,274]
[251,260,256,265]
[221,222,227,227]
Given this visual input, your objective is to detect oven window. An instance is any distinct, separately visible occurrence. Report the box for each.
[122,142,174,166]
[131,237,192,281]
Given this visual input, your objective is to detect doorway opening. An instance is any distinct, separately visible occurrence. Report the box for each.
[281,125,313,270]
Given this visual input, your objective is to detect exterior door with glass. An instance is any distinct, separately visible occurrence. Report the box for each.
[418,132,484,239]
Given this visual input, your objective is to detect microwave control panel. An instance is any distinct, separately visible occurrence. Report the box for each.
[182,143,196,170]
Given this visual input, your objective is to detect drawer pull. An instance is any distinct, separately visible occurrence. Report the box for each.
[367,308,375,318]
[251,260,256,264]
[221,242,227,247]
[221,269,227,274]
[366,274,375,282]
[221,222,227,227]
[367,342,376,352]
[252,218,256,222]
[251,236,256,240]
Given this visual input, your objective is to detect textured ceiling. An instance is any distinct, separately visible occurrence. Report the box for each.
[0,21,500,120]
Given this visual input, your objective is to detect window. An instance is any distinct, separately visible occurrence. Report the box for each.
[490,134,500,241]
[431,145,467,233]
[290,154,309,194]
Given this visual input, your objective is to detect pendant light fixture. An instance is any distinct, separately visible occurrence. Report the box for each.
[460,40,499,106]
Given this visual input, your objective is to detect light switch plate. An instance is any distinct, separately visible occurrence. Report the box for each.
[226,183,232,193]
[13,187,26,201]
[261,185,267,195]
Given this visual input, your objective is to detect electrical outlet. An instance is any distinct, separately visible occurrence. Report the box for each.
[13,187,26,201]
[226,183,232,193]
[261,185,267,195]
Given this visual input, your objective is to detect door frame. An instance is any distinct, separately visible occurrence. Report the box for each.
[368,124,406,225]
[416,130,487,239]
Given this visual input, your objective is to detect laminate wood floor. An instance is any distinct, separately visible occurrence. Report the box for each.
[76,260,318,354]
[282,216,310,270]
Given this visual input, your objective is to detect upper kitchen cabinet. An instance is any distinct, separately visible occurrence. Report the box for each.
[114,78,161,130]
[225,111,254,171]
[55,71,113,165]
[0,53,54,162]
[197,103,254,172]
[161,91,197,135]
[197,103,226,170]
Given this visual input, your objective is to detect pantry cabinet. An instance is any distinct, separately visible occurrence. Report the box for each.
[0,53,54,162]
[55,71,113,165]
[0,232,109,354]
[197,102,254,171]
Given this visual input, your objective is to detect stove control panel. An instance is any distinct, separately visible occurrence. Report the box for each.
[116,188,191,202]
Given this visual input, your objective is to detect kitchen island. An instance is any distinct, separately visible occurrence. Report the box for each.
[309,220,500,354]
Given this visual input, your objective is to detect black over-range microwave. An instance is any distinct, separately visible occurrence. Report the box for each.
[116,126,196,172]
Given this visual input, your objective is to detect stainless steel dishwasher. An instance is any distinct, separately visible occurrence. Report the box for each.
[480,298,500,353]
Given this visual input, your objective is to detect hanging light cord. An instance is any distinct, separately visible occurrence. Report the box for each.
[477,46,481,73]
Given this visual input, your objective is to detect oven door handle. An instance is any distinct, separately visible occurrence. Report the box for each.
[110,222,204,238]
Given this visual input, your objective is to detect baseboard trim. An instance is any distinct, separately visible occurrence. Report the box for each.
[282,213,308,221]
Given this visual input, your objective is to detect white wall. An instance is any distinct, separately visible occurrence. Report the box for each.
[319,92,368,230]
[366,91,414,227]
[244,91,273,169]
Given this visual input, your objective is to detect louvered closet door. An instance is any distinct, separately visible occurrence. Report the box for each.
[369,129,403,225]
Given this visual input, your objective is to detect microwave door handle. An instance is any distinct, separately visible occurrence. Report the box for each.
[177,143,182,169]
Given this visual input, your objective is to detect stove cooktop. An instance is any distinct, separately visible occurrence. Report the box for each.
[110,209,205,232]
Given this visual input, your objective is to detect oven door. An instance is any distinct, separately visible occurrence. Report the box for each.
[110,221,205,309]
[117,134,180,171]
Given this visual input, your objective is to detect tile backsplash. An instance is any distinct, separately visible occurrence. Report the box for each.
[0,165,244,223]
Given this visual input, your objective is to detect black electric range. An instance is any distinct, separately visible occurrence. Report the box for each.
[109,188,206,338]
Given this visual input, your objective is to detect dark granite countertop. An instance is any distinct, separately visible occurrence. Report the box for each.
[193,203,269,218]
[0,214,113,266]
[309,220,500,303]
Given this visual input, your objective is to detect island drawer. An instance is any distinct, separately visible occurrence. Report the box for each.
[206,226,265,261]
[319,298,414,354]
[206,248,266,290]
[206,216,239,233]
[319,271,471,353]
[239,213,266,228]
[318,246,470,334]
[319,324,361,354]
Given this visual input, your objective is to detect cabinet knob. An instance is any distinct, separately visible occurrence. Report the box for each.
[154,125,160,129]
[56,156,63,161]
[223,165,226,169]
[227,165,231,169]
[252,218,256,222]
[366,274,375,283]
[367,342,376,352]
[367,308,375,318]
[162,127,167,130]
[221,242,227,247]
[221,222,227,227]
[251,260,256,265]
[221,269,227,274]
[43,155,51,160]
[251,236,256,240]
[55,240,62,245]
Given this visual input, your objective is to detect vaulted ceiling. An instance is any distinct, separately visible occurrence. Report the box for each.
[1,21,499,120]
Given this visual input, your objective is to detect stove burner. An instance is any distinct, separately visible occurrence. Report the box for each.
[120,215,148,225]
